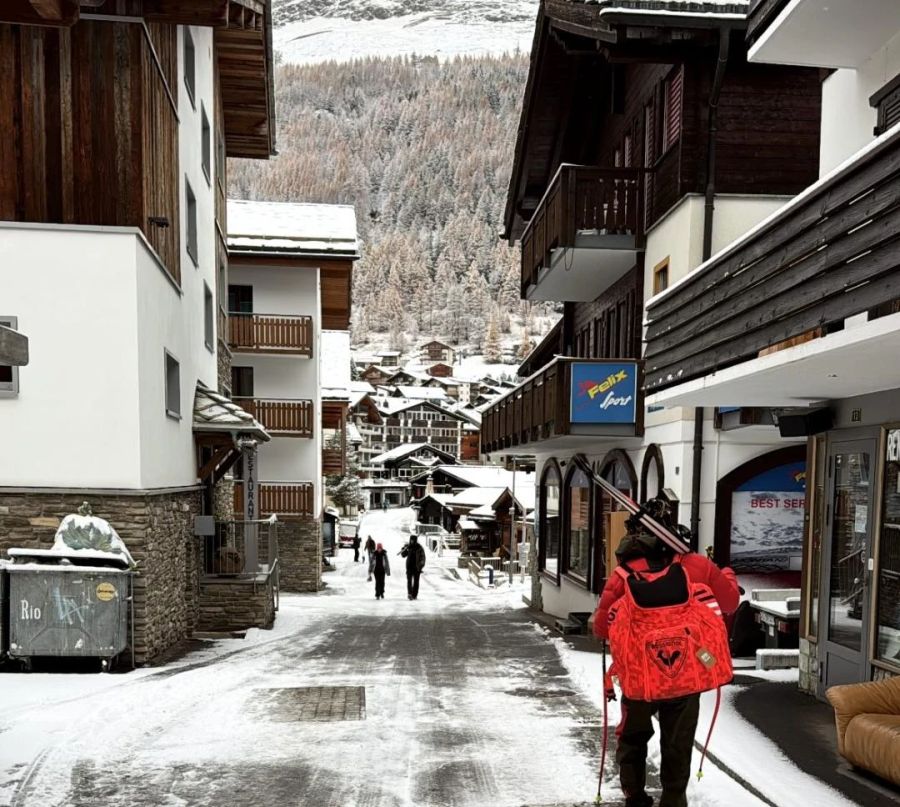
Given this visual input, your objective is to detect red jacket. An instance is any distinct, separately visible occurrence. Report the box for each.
[592,553,740,640]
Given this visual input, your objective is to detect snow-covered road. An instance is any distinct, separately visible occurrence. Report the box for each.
[0,508,865,807]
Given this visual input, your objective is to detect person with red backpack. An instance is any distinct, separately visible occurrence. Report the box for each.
[592,500,739,807]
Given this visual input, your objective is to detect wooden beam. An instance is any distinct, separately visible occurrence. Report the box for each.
[145,0,230,27]
[0,325,28,366]
[0,0,78,26]
[198,444,234,483]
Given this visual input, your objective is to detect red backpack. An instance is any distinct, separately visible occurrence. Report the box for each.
[606,555,733,702]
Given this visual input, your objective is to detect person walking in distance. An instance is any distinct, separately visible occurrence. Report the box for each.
[351,533,361,563]
[591,499,739,807]
[400,534,426,600]
[364,535,376,580]
[370,542,390,599]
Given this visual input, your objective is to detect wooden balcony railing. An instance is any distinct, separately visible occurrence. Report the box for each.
[233,397,313,437]
[322,448,345,476]
[233,481,314,519]
[645,126,900,395]
[747,0,790,47]
[521,165,643,296]
[481,357,642,453]
[228,313,313,356]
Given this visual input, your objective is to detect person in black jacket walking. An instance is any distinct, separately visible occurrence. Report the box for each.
[370,542,390,599]
[351,533,361,563]
[400,534,426,600]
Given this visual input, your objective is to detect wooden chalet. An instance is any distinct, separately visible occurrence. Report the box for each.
[483,0,821,455]
[1,0,274,288]
[642,0,900,698]
[421,340,455,363]
[426,362,454,378]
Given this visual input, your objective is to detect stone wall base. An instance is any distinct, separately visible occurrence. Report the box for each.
[278,516,322,592]
[198,577,275,632]
[0,489,200,666]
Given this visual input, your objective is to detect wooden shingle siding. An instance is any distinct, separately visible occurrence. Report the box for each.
[0,19,180,281]
[645,127,900,392]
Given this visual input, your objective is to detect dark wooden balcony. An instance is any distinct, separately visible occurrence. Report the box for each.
[644,126,900,403]
[228,313,313,356]
[233,397,313,437]
[233,481,314,519]
[520,165,643,303]
[746,0,789,47]
[481,357,642,454]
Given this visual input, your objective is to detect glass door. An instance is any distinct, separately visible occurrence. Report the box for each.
[819,439,877,692]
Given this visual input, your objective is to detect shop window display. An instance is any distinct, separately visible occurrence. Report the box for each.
[876,432,900,666]
[566,467,591,581]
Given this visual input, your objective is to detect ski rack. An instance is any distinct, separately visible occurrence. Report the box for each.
[571,454,690,556]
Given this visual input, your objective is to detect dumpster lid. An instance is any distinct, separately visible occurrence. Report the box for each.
[8,546,132,570]
[7,561,130,574]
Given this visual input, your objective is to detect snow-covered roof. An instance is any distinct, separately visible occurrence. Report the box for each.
[573,0,748,16]
[227,199,359,257]
[370,442,453,465]
[393,386,451,401]
[378,350,401,357]
[193,384,269,441]
[417,465,535,490]
[458,518,485,531]
[448,487,508,508]
[347,422,363,444]
[468,504,496,520]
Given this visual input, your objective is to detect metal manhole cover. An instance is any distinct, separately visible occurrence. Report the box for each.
[251,686,366,722]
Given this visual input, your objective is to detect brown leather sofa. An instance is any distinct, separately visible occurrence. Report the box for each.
[826,676,900,787]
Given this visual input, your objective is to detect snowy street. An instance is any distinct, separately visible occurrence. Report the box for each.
[0,509,873,807]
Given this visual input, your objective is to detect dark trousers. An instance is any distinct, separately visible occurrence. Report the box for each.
[407,571,420,599]
[616,694,700,807]
[353,547,359,562]
[374,570,386,598]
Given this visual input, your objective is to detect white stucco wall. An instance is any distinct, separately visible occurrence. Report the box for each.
[820,29,900,176]
[0,226,142,488]
[644,194,793,297]
[228,263,323,511]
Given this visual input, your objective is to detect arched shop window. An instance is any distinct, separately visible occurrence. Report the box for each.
[713,446,806,579]
[564,464,592,583]
[539,461,562,582]
[595,450,638,590]
[640,444,665,503]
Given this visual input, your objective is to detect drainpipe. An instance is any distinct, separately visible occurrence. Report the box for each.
[691,28,731,548]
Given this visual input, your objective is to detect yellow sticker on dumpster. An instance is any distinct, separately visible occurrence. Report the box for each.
[96,582,117,602]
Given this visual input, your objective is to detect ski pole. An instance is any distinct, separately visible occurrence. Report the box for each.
[597,639,611,805]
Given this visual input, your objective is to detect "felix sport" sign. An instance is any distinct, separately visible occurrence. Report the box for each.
[570,362,638,425]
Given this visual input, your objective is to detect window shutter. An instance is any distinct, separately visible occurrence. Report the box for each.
[664,67,684,150]
[878,86,900,134]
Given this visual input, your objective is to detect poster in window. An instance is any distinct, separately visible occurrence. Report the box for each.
[730,462,806,572]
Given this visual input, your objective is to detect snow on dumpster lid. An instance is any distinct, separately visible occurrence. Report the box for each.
[47,503,135,568]
[7,547,132,570]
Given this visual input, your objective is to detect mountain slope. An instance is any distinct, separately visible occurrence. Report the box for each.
[273,0,539,64]
[229,54,555,355]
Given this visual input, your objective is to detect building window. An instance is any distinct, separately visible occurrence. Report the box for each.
[183,28,196,107]
[217,260,227,312]
[204,282,214,351]
[186,178,198,266]
[0,316,20,397]
[876,432,900,668]
[164,350,181,419]
[871,73,900,137]
[663,66,683,152]
[565,465,592,583]
[540,461,561,581]
[654,258,670,295]
[201,103,211,184]
[640,444,665,503]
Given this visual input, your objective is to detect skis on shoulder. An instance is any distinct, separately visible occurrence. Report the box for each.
[571,454,690,556]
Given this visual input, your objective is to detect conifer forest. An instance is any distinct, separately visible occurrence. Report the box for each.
[229,53,557,356]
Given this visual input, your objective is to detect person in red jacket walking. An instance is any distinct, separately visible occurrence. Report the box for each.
[592,505,739,807]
